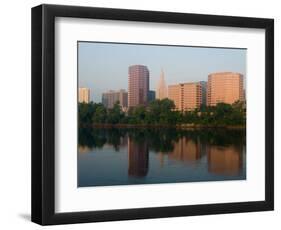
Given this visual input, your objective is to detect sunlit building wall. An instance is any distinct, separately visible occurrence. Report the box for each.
[168,82,202,111]
[128,65,149,107]
[167,84,181,110]
[207,72,244,106]
[78,87,90,103]
[156,69,167,100]
[102,89,128,109]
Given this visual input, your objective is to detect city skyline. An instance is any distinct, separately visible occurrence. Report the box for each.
[78,42,246,103]
[79,70,244,111]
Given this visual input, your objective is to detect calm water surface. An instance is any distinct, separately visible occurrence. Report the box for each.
[78,128,246,187]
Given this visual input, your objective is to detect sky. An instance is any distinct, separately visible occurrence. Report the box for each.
[78,42,246,103]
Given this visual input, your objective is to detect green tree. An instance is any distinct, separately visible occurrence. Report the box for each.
[78,99,246,127]
[132,105,147,124]
[92,104,107,123]
[146,98,176,124]
[78,102,95,125]
[106,101,124,124]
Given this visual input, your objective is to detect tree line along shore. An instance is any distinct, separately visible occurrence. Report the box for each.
[78,98,246,128]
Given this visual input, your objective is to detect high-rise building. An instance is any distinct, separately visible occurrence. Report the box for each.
[78,87,90,103]
[243,89,246,102]
[167,84,181,110]
[207,72,244,106]
[168,82,202,111]
[128,65,149,107]
[148,90,156,102]
[102,89,128,109]
[199,81,207,106]
[156,69,167,100]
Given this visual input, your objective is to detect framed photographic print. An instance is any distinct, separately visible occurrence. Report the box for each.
[31,4,274,225]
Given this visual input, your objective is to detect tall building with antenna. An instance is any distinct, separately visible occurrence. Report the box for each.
[156,69,167,100]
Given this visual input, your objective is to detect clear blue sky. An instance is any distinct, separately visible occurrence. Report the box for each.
[78,42,246,103]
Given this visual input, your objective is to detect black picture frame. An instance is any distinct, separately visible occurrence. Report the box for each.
[31,4,274,225]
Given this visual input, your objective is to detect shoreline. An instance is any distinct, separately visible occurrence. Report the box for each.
[81,123,246,130]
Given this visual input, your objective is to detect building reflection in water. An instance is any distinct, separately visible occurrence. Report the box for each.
[79,131,244,179]
[207,145,242,176]
[168,137,202,162]
[128,137,149,177]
